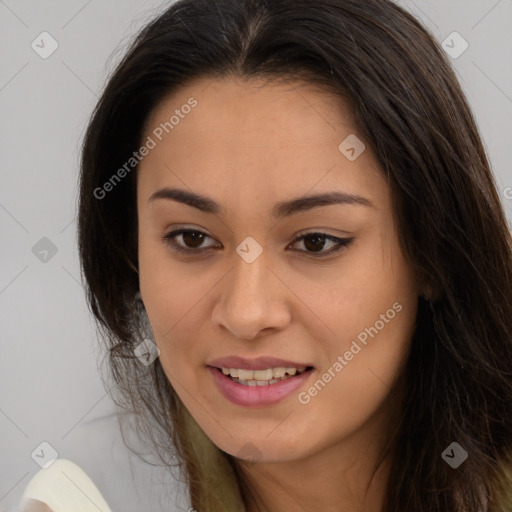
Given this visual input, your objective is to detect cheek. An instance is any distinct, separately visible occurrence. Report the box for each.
[138,230,208,339]
[294,299,417,452]
[295,230,417,354]
[138,261,220,399]
[295,238,417,418]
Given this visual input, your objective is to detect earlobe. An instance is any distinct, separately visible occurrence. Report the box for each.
[417,272,436,301]
[421,286,432,301]
[420,282,441,302]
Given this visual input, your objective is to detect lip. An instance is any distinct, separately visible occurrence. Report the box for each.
[207,366,314,407]
[207,356,314,371]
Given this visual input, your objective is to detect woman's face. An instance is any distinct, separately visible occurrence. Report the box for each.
[137,76,420,464]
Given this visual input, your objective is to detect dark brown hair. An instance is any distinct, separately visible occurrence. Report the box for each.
[77,0,512,510]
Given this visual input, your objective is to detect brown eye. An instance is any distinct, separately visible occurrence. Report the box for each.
[181,231,206,248]
[291,232,354,257]
[162,229,217,253]
[302,234,327,252]
[162,229,353,258]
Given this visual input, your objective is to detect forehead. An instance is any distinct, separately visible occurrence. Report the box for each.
[137,76,387,213]
[143,75,357,146]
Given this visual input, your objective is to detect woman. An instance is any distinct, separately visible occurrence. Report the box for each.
[74,0,512,510]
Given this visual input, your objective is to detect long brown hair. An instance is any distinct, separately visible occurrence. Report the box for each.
[77,0,512,510]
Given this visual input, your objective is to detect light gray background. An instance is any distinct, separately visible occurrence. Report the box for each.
[1,1,511,511]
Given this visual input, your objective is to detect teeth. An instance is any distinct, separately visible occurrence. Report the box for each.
[272,367,286,378]
[220,366,309,382]
[238,378,282,386]
[238,369,254,380]
[253,369,273,380]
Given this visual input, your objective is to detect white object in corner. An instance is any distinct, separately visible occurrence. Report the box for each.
[19,459,112,512]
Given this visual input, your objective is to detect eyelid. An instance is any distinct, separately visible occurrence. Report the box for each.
[161,227,354,257]
[161,228,219,254]
[289,232,354,257]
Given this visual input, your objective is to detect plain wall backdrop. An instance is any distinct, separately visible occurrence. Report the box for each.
[1,0,511,510]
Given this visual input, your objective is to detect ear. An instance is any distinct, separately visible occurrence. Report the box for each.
[421,284,433,301]
[421,283,442,302]
[416,268,439,302]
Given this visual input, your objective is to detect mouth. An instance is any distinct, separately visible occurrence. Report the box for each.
[217,366,313,386]
[207,363,315,407]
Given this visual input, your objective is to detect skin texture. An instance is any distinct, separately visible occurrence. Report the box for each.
[137,76,421,512]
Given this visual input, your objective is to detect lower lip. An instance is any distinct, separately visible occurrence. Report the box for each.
[207,366,314,407]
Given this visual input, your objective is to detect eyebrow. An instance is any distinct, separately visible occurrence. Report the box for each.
[148,187,374,218]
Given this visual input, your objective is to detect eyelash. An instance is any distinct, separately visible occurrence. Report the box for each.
[160,229,354,258]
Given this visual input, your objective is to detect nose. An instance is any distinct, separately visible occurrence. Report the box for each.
[211,250,291,340]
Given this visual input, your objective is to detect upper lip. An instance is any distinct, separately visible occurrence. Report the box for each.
[207,356,314,371]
